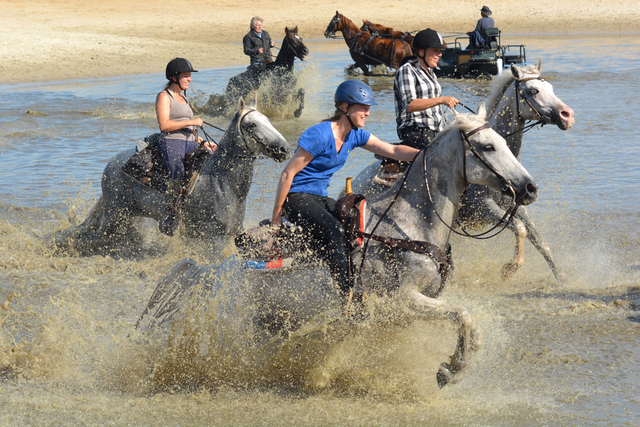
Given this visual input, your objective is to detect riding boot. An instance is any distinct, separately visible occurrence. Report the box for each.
[159,181,183,236]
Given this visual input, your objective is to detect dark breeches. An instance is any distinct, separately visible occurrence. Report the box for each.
[159,138,198,180]
[283,192,351,294]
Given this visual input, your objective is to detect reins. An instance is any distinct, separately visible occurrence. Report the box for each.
[426,123,519,240]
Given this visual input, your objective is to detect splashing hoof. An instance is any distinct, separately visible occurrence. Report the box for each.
[294,107,303,118]
[436,363,454,388]
[500,261,520,280]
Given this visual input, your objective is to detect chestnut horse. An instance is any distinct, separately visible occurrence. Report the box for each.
[360,20,415,46]
[324,11,412,75]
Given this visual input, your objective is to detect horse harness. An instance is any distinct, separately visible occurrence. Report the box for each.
[349,30,410,68]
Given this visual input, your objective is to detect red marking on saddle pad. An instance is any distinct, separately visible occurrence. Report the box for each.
[357,199,367,246]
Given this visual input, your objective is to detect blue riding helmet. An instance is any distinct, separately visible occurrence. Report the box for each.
[334,80,378,106]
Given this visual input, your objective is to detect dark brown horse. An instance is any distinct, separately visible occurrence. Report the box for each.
[360,20,415,46]
[324,11,412,76]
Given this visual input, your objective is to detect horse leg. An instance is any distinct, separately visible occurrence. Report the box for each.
[398,287,481,388]
[501,218,527,280]
[294,88,305,118]
[515,207,567,283]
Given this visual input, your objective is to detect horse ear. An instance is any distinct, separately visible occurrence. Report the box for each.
[477,102,487,120]
[285,26,289,34]
[237,96,245,113]
[248,90,258,108]
[536,58,542,73]
[294,26,298,33]
[510,63,524,80]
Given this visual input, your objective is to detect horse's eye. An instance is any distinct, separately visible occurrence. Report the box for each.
[484,144,495,152]
[530,88,539,95]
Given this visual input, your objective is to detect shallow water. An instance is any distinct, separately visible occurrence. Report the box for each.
[1,34,639,426]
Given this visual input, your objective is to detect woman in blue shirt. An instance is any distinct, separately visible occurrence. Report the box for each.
[271,80,419,302]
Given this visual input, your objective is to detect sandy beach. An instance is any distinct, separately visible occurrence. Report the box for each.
[2,0,639,84]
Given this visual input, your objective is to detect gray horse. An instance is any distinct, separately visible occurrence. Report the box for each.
[349,59,574,282]
[55,97,291,257]
[136,106,538,388]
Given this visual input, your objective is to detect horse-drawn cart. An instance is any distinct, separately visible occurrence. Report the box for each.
[437,28,526,79]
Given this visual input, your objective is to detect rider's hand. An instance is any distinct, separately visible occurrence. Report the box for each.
[441,97,459,108]
[270,40,275,47]
[193,118,203,127]
[271,214,282,227]
[203,142,217,153]
[258,48,264,54]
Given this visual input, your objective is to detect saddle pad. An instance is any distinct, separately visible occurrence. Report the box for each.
[244,257,294,270]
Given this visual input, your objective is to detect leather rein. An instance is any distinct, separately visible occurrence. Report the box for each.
[356,122,508,286]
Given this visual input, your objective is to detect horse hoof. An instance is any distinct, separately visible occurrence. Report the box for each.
[500,262,520,280]
[436,363,454,388]
[294,108,302,118]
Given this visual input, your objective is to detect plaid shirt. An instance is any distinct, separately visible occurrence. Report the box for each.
[394,59,445,137]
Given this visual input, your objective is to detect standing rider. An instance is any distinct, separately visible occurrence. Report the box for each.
[155,57,214,236]
[243,16,276,76]
[271,80,419,307]
[394,29,459,152]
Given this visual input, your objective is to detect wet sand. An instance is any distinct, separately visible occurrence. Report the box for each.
[3,0,638,84]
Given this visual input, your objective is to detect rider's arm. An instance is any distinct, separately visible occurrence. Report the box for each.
[156,92,203,133]
[243,34,258,56]
[363,135,420,161]
[271,147,314,226]
[408,96,459,112]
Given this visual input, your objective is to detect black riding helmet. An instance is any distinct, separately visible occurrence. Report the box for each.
[165,58,198,93]
[412,28,446,51]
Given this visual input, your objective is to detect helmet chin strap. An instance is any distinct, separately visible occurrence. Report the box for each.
[172,75,187,95]
[338,103,358,130]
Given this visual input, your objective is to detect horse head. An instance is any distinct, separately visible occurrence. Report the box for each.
[453,104,538,206]
[510,59,575,130]
[283,26,309,61]
[324,11,343,38]
[235,96,291,162]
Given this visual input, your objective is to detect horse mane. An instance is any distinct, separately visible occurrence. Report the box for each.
[445,112,487,133]
[485,63,541,117]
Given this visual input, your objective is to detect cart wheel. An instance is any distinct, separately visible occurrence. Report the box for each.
[476,72,493,81]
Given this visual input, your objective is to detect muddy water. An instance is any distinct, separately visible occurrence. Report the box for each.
[1,34,639,426]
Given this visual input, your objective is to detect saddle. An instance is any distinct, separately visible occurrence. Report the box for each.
[235,192,368,268]
[236,188,451,291]
[121,133,211,195]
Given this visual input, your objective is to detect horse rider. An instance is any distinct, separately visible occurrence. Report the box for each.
[271,80,419,308]
[393,28,459,153]
[467,6,495,48]
[156,57,215,236]
[243,16,275,76]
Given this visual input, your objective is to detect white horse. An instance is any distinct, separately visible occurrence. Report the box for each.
[349,59,574,281]
[55,97,291,257]
[136,105,538,388]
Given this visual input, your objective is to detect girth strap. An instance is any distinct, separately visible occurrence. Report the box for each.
[357,231,451,287]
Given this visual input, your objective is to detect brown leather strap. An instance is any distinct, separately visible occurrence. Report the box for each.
[357,231,451,286]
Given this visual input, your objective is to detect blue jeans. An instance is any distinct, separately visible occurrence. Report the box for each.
[159,138,198,180]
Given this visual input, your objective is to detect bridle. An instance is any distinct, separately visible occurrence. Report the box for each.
[325,15,341,38]
[215,109,270,159]
[355,122,517,286]
[503,75,549,138]
[425,123,519,239]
